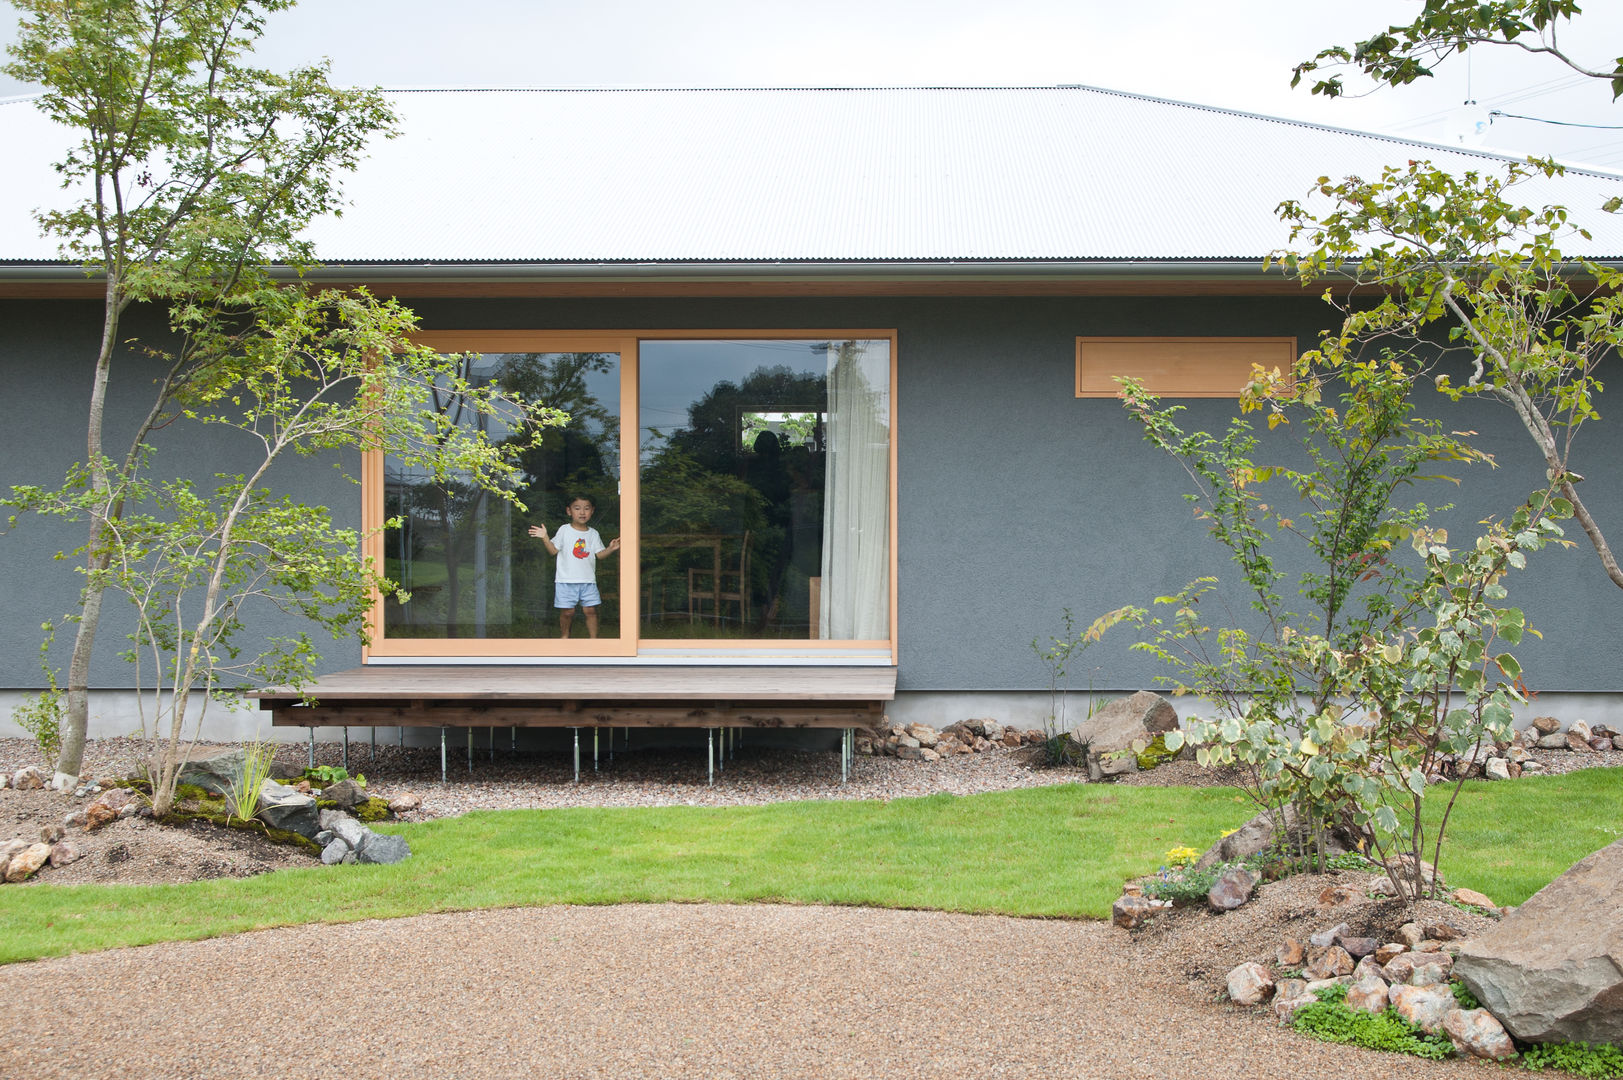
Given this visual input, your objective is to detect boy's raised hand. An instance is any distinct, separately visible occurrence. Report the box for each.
[527,525,547,541]
[605,537,622,553]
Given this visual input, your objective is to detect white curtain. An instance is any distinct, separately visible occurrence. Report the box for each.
[819,340,890,640]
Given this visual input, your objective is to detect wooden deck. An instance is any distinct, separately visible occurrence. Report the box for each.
[249,664,895,730]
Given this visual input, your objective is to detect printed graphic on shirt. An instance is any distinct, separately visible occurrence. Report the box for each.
[573,539,589,559]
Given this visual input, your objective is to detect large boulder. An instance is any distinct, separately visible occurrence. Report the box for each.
[254,780,320,839]
[1068,691,1179,759]
[1455,836,1623,1045]
[356,832,411,865]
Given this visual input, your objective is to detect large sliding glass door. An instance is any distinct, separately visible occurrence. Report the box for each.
[637,337,891,643]
[364,330,892,659]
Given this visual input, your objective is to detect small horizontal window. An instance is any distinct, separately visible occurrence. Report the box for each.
[1075,337,1296,398]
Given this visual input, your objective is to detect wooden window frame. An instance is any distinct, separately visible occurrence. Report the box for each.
[362,329,899,664]
[1075,336,1297,398]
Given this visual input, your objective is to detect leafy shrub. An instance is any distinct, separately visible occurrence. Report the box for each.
[305,765,350,786]
[1519,1042,1623,1080]
[1142,857,1261,905]
[12,690,62,772]
[1292,992,1453,1060]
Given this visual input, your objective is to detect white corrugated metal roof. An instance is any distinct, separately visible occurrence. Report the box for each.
[5,85,1623,265]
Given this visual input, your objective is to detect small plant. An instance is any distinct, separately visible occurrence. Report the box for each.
[305,764,350,786]
[1142,856,1262,905]
[12,622,64,771]
[1519,1041,1623,1080]
[1030,607,1141,768]
[1164,845,1199,867]
[1450,979,1481,1011]
[1291,985,1454,1060]
[224,740,276,825]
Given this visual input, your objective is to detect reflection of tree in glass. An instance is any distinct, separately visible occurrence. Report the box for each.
[502,352,620,629]
[645,365,826,632]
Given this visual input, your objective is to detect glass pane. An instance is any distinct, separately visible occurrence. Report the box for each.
[639,338,889,640]
[384,351,623,640]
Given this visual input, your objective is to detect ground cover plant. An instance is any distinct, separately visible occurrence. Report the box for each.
[1,768,1616,964]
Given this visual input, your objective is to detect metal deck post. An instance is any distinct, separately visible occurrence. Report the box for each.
[308,727,315,770]
[341,727,349,774]
[467,727,474,774]
[371,726,377,762]
[511,726,517,753]
[489,725,495,762]
[440,726,448,784]
[593,726,600,771]
[708,728,715,787]
[572,727,580,783]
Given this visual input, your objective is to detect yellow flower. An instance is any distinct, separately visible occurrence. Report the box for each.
[1165,845,1199,867]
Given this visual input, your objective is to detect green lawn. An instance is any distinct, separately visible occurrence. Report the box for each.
[0,769,1616,964]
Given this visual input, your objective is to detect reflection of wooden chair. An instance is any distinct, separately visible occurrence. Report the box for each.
[689,531,749,626]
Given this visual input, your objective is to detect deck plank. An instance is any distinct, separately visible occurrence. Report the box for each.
[250,665,896,704]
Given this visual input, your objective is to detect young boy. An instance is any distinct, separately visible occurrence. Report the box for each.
[529,496,621,638]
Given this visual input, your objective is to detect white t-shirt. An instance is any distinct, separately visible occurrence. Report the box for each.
[553,524,606,583]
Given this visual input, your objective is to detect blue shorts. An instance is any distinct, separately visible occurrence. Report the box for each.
[554,581,602,609]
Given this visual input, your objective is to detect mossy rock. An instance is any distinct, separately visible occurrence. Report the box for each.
[1136,733,1179,771]
[354,797,391,823]
[174,783,213,802]
[158,808,323,855]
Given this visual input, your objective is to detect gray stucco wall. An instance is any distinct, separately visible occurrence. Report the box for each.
[3,293,1619,695]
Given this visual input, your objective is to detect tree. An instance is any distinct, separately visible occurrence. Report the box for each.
[10,289,558,816]
[1272,5,1623,590]
[1292,1,1623,101]
[4,0,397,784]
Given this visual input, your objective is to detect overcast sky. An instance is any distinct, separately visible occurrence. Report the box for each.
[3,0,1623,168]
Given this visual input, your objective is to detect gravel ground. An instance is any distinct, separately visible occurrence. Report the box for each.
[0,903,1497,1080]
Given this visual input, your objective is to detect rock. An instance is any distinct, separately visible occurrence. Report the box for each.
[39,823,65,845]
[1309,922,1350,949]
[1374,943,1407,965]
[1112,895,1159,930]
[1591,737,1614,752]
[1346,975,1391,1014]
[386,793,421,815]
[48,841,81,868]
[1537,732,1569,750]
[1304,976,1353,995]
[1566,731,1596,752]
[1097,751,1138,776]
[314,830,334,846]
[1389,984,1459,1035]
[1318,885,1357,907]
[1484,757,1511,781]
[320,839,350,866]
[1001,731,1023,748]
[1304,946,1353,981]
[1520,760,1547,774]
[1409,964,1450,987]
[904,723,939,749]
[327,814,369,851]
[1443,1008,1517,1060]
[981,723,1004,744]
[1226,962,1275,1005]
[1530,716,1561,735]
[12,766,47,790]
[1384,952,1452,984]
[1353,956,1386,982]
[919,748,941,762]
[1507,745,1531,764]
[63,810,85,828]
[1452,888,1494,910]
[4,842,52,883]
[1568,720,1593,742]
[895,745,924,761]
[356,832,411,865]
[1337,935,1378,961]
[1272,993,1317,1023]
[1275,938,1305,966]
[84,801,119,831]
[254,780,320,838]
[1412,939,1445,954]
[898,735,920,750]
[1068,690,1178,760]
[321,779,367,810]
[1024,729,1045,745]
[1425,922,1462,941]
[1397,922,1424,947]
[1207,868,1258,912]
[174,748,252,796]
[1455,835,1623,1045]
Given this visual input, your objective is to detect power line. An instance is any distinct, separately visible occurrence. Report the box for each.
[1490,109,1623,130]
